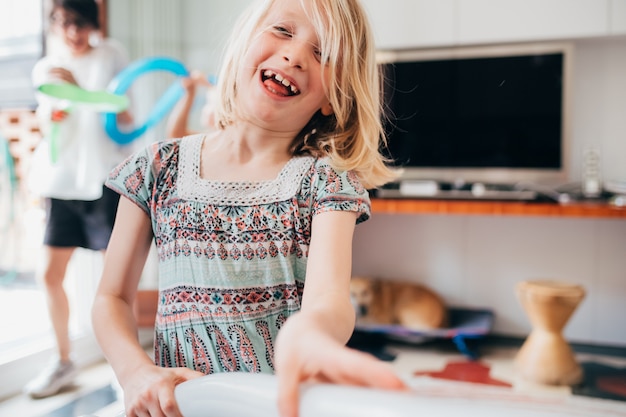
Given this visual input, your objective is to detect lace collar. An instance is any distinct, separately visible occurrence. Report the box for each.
[178,134,314,206]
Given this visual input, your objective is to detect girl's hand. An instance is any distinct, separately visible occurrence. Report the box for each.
[181,70,212,94]
[121,364,204,417]
[274,321,408,417]
[47,67,79,85]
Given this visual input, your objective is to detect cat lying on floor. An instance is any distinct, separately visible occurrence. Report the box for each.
[350,276,448,330]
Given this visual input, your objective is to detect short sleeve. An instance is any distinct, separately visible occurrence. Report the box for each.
[310,158,371,224]
[105,140,178,214]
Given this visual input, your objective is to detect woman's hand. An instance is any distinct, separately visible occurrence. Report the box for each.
[47,66,79,85]
[274,314,408,417]
[121,363,205,417]
[117,109,133,125]
[51,109,70,122]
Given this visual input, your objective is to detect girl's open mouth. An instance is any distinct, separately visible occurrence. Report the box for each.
[262,70,300,97]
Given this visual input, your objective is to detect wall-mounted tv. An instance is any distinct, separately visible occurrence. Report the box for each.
[379,43,572,186]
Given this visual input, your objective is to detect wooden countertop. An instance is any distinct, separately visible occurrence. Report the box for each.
[371,198,626,219]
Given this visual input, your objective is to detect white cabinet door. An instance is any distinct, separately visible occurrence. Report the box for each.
[611,0,626,34]
[360,0,455,50]
[458,0,610,44]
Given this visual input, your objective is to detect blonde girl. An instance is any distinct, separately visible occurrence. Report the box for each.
[92,1,405,416]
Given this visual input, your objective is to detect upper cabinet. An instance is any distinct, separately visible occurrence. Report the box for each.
[361,0,621,50]
[458,0,608,45]
[361,0,455,49]
[611,0,626,35]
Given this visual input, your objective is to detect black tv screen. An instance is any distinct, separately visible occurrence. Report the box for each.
[381,51,564,173]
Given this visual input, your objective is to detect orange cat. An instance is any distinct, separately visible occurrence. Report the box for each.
[350,276,448,330]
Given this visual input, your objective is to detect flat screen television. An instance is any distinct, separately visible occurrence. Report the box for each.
[378,43,572,187]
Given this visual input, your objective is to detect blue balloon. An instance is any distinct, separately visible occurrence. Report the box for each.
[103,57,190,145]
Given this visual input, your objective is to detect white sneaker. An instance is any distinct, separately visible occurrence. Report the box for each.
[23,359,78,398]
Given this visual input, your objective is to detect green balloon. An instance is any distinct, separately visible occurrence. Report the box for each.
[38,83,129,113]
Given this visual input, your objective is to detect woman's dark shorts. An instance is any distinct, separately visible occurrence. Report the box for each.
[43,186,120,250]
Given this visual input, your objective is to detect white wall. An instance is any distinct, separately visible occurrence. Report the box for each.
[353,214,626,347]
[106,1,626,347]
[570,37,626,183]
[107,0,252,136]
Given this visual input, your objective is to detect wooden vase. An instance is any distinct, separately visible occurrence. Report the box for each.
[514,280,586,386]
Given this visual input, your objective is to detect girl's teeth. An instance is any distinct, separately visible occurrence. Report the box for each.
[262,69,299,95]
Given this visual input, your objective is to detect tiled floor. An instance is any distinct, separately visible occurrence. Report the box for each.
[2,338,626,417]
[0,359,124,417]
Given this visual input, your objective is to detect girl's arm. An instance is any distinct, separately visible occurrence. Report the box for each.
[166,82,196,138]
[92,196,154,375]
[166,71,210,138]
[274,211,407,417]
[92,196,202,417]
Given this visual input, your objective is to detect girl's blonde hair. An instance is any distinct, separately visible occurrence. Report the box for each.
[213,0,398,189]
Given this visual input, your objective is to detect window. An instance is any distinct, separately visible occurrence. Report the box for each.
[0,0,44,109]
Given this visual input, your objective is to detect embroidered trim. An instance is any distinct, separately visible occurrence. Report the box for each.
[178,135,314,206]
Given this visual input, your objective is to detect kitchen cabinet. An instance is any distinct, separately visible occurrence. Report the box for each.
[457,0,609,45]
[362,0,616,50]
[611,0,626,34]
[360,0,455,49]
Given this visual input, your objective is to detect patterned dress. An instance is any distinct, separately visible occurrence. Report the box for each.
[106,134,370,374]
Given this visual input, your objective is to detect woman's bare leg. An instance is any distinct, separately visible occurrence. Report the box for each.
[40,246,75,362]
